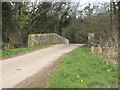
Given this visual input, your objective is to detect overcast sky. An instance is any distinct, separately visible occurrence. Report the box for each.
[3,0,119,3]
[30,0,111,8]
[31,0,110,3]
[79,0,110,4]
[2,0,112,3]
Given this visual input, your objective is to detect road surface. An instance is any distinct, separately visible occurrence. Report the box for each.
[1,44,84,88]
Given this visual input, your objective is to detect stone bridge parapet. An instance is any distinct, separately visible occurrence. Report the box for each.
[28,33,69,47]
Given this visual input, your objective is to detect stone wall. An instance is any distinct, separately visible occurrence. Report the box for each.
[28,33,69,47]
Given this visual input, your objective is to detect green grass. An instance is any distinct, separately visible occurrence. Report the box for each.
[46,47,118,88]
[0,44,51,58]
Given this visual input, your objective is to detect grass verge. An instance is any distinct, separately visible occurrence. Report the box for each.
[0,43,53,58]
[46,47,118,88]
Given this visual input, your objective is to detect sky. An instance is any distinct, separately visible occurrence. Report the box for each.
[2,0,119,3]
[29,0,111,7]
[2,0,114,3]
[79,0,110,4]
[30,0,110,3]
[29,0,111,8]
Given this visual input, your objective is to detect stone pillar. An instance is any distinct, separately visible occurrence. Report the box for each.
[88,33,95,46]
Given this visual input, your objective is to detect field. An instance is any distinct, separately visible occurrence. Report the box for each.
[47,47,118,88]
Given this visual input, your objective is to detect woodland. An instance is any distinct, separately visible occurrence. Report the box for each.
[2,1,119,62]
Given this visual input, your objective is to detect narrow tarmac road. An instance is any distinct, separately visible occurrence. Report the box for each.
[1,44,84,88]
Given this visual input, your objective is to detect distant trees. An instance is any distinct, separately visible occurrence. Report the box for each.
[63,1,118,45]
[2,2,74,49]
[2,1,118,53]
